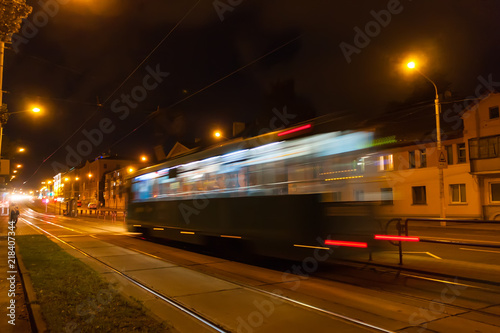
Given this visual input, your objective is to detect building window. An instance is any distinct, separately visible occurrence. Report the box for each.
[419,149,427,168]
[450,184,466,203]
[354,190,364,201]
[469,136,500,159]
[378,154,393,171]
[354,157,365,173]
[445,145,453,165]
[381,188,393,205]
[457,143,466,163]
[489,106,499,119]
[409,151,415,169]
[412,186,426,205]
[491,183,500,203]
[332,192,342,202]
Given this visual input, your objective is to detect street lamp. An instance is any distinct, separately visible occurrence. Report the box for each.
[407,61,446,222]
[4,107,42,115]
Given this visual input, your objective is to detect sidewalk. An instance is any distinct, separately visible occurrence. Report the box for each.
[0,217,32,333]
[357,250,500,286]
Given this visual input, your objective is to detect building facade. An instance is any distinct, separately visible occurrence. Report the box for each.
[327,92,500,220]
[55,157,137,214]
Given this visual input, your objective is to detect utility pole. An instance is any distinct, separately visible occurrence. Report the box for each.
[0,1,33,157]
[407,62,446,225]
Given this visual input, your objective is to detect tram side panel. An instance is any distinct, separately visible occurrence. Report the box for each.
[127,195,386,260]
[127,194,324,256]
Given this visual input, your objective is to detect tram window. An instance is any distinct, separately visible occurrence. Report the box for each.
[215,174,226,190]
[160,181,170,196]
[205,173,216,191]
[137,181,151,200]
[238,167,248,188]
[225,172,238,189]
[152,179,160,198]
[170,181,180,195]
[131,183,140,201]
[274,162,287,195]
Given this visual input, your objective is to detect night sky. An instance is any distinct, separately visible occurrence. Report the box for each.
[3,0,500,188]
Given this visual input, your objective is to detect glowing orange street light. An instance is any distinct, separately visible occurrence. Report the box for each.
[64,177,69,182]
[88,173,93,178]
[18,147,26,152]
[140,155,148,162]
[128,167,134,173]
[32,107,41,113]
[75,177,79,181]
[16,164,22,168]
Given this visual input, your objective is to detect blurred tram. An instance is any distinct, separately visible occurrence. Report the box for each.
[126,118,389,260]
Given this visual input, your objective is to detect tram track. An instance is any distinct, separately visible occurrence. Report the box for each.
[25,207,500,294]
[21,217,230,333]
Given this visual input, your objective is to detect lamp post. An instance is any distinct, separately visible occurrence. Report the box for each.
[0,107,41,157]
[407,61,446,223]
[0,1,33,158]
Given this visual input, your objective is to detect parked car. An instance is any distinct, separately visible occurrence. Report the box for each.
[88,203,97,209]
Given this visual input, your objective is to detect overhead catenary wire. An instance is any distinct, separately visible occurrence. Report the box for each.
[23,0,202,184]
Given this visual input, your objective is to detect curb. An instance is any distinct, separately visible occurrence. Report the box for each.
[17,251,48,333]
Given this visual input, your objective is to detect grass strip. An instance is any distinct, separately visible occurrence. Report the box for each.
[17,234,169,332]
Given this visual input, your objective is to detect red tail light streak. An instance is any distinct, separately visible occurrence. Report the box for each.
[324,240,368,248]
[278,124,312,137]
[374,235,420,242]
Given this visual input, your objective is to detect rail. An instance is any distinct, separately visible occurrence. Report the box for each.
[384,217,500,265]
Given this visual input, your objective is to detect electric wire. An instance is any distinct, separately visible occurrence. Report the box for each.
[22,0,202,184]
